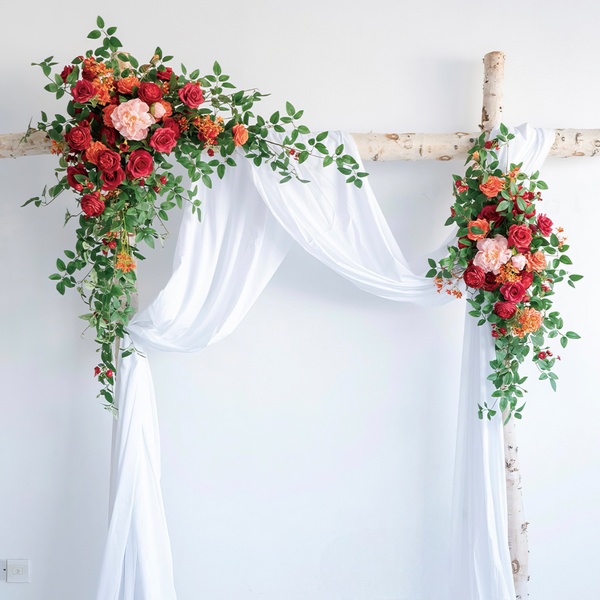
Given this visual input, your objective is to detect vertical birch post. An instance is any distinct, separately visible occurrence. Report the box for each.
[481,51,529,598]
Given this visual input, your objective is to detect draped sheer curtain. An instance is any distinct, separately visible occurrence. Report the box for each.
[96,125,554,600]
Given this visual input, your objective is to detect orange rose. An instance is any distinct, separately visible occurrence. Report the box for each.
[525,251,547,272]
[479,175,505,198]
[232,123,249,147]
[85,141,107,165]
[103,104,118,127]
[116,76,141,95]
[467,218,490,241]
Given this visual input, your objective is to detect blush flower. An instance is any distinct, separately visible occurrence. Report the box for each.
[110,98,155,141]
[472,235,512,274]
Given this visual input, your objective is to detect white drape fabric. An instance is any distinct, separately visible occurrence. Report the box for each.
[96,126,553,600]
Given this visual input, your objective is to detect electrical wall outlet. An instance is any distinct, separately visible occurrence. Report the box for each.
[5,559,31,583]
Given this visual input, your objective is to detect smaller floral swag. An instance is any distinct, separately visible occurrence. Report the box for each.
[427,125,583,423]
[22,16,368,411]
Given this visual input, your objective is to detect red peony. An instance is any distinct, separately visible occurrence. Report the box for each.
[67,125,92,151]
[72,79,97,103]
[478,204,505,227]
[162,117,181,139]
[101,167,126,191]
[500,281,527,303]
[463,264,486,289]
[494,301,518,320]
[520,271,534,289]
[482,271,500,292]
[60,65,74,83]
[507,224,532,252]
[97,149,122,173]
[138,82,163,105]
[66,163,88,189]
[537,213,553,237]
[157,67,175,81]
[178,82,204,108]
[80,191,105,217]
[126,149,154,179]
[149,127,177,154]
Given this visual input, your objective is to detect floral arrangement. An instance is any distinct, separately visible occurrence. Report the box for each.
[22,17,368,410]
[427,126,582,423]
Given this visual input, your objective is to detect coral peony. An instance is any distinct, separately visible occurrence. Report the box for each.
[479,175,505,198]
[472,235,512,274]
[110,98,155,141]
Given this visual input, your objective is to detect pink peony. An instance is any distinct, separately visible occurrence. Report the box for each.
[110,98,155,141]
[473,235,512,274]
[151,102,167,120]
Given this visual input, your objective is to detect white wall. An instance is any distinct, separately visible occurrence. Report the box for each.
[1,1,599,599]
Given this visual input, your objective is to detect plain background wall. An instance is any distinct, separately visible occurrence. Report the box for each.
[1,1,599,599]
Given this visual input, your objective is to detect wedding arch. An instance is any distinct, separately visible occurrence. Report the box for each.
[1,48,593,600]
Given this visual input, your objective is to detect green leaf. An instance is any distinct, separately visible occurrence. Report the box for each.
[569,274,584,281]
[559,255,573,265]
[56,281,65,295]
[202,174,212,189]
[48,273,62,280]
[323,156,333,167]
[87,30,102,39]
[298,151,309,164]
[426,269,437,278]
[566,331,581,339]
[297,125,310,134]
[286,101,295,117]
[213,61,222,76]
[500,123,509,136]
[97,15,105,28]
[217,164,226,179]
[316,131,328,142]
[560,336,568,348]
[537,180,548,190]
[428,258,436,268]
[269,111,279,124]
[56,258,66,271]
[107,26,117,35]
[550,378,557,392]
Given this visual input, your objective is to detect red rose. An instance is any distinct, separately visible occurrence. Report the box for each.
[157,67,175,81]
[67,163,88,189]
[99,126,117,146]
[97,149,122,173]
[67,125,92,151]
[520,271,534,289]
[101,167,126,191]
[463,264,486,289]
[537,213,553,237]
[484,140,493,149]
[512,198,536,219]
[478,204,505,227]
[60,65,74,83]
[80,191,105,217]
[507,224,532,252]
[138,82,163,105]
[162,117,181,139]
[494,301,517,320]
[482,271,500,292]
[178,82,204,108]
[500,281,527,303]
[149,127,178,154]
[126,149,154,179]
[72,79,97,103]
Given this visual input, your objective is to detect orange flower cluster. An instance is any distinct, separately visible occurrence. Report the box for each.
[51,140,65,155]
[496,262,521,284]
[512,307,543,338]
[115,252,135,273]
[85,57,115,105]
[434,276,463,299]
[195,115,223,143]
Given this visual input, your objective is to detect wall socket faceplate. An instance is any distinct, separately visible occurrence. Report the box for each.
[1,559,31,583]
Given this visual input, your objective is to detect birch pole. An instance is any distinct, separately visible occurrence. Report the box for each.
[480,50,530,599]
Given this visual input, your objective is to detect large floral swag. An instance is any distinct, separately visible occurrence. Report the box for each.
[427,127,582,422]
[22,17,368,409]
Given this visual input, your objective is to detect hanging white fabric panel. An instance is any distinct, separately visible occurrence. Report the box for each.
[96,126,553,600]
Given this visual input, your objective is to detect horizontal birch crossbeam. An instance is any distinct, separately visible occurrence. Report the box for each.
[2,128,600,161]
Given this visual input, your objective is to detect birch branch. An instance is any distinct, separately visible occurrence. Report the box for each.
[3,129,600,161]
